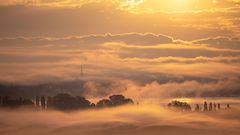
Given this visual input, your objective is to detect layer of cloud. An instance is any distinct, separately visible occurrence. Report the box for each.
[0,33,173,47]
[0,1,240,98]
[104,42,240,58]
[0,33,239,87]
[192,36,240,50]
[1,0,240,11]
[0,35,240,98]
[0,3,240,40]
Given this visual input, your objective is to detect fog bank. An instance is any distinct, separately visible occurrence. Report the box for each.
[0,105,240,135]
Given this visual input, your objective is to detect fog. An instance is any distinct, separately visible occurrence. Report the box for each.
[0,104,240,135]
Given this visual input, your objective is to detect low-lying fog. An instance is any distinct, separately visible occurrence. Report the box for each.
[0,100,240,135]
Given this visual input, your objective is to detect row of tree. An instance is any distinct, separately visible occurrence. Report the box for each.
[0,93,134,111]
[0,96,34,108]
[168,100,230,112]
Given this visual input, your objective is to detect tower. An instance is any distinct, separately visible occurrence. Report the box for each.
[76,64,84,81]
[81,64,83,77]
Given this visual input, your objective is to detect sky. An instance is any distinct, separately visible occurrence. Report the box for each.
[0,0,240,99]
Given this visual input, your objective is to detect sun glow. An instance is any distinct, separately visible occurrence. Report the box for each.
[174,0,189,3]
[172,98,193,103]
[125,0,144,8]
[129,0,225,12]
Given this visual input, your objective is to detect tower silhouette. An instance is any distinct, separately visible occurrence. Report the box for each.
[81,64,83,77]
[76,64,84,81]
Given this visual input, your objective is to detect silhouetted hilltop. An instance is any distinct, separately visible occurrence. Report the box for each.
[0,81,86,99]
[1,78,240,99]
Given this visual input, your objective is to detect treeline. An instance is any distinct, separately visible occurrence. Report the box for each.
[0,93,134,111]
[168,100,231,112]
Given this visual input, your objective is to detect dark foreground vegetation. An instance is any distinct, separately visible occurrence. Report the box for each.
[0,93,232,112]
[168,100,231,112]
[0,93,134,111]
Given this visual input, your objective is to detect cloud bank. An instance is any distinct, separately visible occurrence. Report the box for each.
[0,1,240,40]
[0,33,240,98]
[0,105,240,135]
[0,0,240,98]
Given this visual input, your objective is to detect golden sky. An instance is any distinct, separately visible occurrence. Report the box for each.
[0,0,240,97]
[0,0,240,10]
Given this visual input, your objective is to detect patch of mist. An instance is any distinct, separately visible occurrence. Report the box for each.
[0,104,240,135]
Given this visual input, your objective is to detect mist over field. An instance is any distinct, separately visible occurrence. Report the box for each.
[0,104,240,135]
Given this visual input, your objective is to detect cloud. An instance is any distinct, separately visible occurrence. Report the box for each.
[0,1,240,98]
[1,74,240,99]
[136,0,240,12]
[0,1,239,103]
[0,33,173,47]
[103,42,240,58]
[122,78,240,100]
[122,56,240,64]
[2,0,240,10]
[0,33,240,87]
[0,3,239,40]
[2,0,105,7]
[192,36,240,50]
